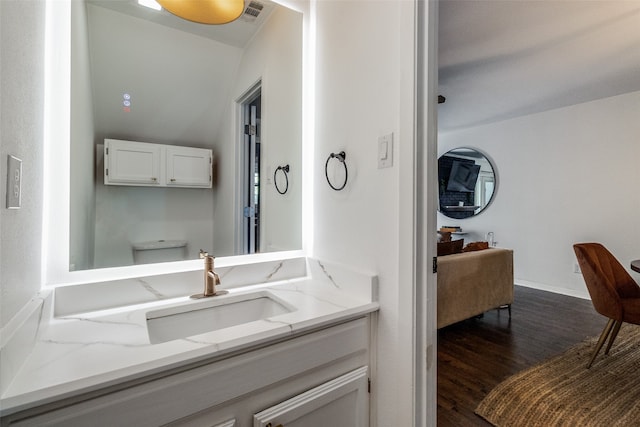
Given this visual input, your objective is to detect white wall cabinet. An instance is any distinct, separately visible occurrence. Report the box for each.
[3,317,371,427]
[104,139,212,188]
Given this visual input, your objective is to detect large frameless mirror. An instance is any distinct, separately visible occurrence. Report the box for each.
[438,147,496,219]
[69,0,303,271]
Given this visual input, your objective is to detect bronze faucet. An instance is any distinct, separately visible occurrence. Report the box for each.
[190,250,228,299]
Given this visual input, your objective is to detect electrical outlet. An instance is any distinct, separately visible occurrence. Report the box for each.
[574,262,581,274]
[6,155,22,209]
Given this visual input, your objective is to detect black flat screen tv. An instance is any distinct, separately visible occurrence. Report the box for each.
[446,160,480,193]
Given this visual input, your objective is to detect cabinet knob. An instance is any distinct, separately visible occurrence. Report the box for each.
[151,177,157,182]
[266,424,283,427]
[170,178,176,182]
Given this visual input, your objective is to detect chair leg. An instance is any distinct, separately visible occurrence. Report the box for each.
[587,318,616,369]
[604,320,622,355]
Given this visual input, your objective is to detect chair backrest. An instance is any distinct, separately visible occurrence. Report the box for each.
[573,243,640,320]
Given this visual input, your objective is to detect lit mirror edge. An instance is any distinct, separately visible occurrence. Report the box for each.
[52,250,307,287]
[436,146,498,220]
[43,0,313,287]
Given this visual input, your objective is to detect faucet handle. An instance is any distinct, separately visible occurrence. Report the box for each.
[191,249,226,299]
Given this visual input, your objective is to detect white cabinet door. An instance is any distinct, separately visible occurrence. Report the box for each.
[253,367,369,427]
[104,139,162,186]
[166,146,212,188]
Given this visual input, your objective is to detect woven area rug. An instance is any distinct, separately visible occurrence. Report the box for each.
[475,324,640,426]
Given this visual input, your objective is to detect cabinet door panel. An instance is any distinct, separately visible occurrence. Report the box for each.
[253,366,369,427]
[104,139,161,186]
[166,146,212,188]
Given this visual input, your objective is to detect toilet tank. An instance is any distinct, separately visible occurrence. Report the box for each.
[132,239,188,264]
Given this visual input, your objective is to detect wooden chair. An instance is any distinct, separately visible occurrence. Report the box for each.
[573,243,640,368]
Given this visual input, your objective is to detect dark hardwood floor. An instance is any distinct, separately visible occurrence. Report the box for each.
[437,285,605,426]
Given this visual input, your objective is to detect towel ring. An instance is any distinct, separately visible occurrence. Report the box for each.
[274,164,290,195]
[325,151,348,191]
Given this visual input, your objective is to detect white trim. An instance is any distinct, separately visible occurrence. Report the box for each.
[413,0,438,425]
[301,0,315,258]
[43,0,71,284]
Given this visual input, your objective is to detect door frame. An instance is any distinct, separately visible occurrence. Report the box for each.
[413,0,439,425]
[235,80,263,255]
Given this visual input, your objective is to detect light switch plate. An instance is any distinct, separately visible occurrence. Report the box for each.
[378,133,393,169]
[6,155,22,209]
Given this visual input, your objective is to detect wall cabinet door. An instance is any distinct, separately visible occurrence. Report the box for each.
[253,366,369,427]
[166,146,212,188]
[104,139,162,186]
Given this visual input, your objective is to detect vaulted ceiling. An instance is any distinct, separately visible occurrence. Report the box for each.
[88,0,275,47]
[438,0,640,131]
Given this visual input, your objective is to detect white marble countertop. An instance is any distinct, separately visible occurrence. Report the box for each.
[0,258,378,417]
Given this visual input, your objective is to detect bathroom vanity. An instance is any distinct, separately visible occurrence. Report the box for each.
[0,258,378,426]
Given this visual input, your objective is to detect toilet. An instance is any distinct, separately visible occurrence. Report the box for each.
[132,239,188,264]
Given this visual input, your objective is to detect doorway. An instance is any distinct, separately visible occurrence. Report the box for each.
[238,84,262,254]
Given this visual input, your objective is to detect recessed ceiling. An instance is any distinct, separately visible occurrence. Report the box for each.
[438,0,640,131]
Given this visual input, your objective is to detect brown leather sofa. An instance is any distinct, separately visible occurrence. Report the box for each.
[437,247,514,329]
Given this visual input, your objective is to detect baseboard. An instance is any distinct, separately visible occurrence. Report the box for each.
[514,279,590,300]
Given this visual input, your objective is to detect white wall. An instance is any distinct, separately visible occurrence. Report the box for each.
[439,90,640,298]
[93,181,215,268]
[0,0,46,328]
[313,1,417,425]
[87,3,244,146]
[213,5,303,256]
[255,7,303,253]
[69,0,96,271]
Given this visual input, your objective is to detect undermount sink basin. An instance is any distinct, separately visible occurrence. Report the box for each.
[146,291,294,344]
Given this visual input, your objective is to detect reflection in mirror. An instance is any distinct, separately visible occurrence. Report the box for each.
[69,0,303,271]
[438,148,496,219]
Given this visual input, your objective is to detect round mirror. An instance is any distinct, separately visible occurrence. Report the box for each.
[438,148,496,219]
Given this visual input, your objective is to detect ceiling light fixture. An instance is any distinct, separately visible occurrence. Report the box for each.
[156,0,245,25]
[138,0,162,11]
